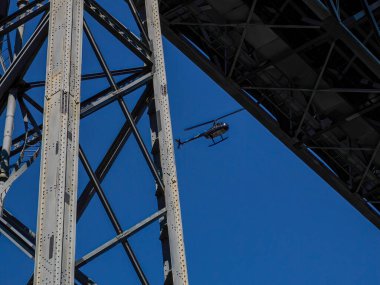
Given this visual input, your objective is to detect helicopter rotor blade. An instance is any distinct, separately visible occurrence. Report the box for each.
[184,119,215,131]
[184,108,245,131]
[213,108,245,122]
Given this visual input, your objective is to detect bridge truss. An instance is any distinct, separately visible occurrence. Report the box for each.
[157,0,380,228]
[0,0,188,284]
[1,0,380,284]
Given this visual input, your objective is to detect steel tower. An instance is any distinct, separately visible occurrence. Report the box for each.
[0,0,188,284]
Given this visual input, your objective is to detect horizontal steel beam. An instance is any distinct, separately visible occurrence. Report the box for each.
[77,85,152,219]
[170,22,321,29]
[26,66,147,88]
[0,210,95,284]
[76,208,167,268]
[79,146,149,284]
[301,100,380,144]
[8,75,151,157]
[80,72,152,117]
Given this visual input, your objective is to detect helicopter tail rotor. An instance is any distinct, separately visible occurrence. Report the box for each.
[175,139,183,149]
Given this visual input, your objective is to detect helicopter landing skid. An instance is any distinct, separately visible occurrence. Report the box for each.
[209,137,228,147]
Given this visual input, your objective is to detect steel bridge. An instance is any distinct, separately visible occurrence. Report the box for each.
[158,0,380,228]
[0,0,379,284]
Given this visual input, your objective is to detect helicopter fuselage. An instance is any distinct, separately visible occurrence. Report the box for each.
[203,122,229,139]
[176,107,244,148]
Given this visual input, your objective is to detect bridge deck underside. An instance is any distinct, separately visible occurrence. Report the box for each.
[153,0,380,228]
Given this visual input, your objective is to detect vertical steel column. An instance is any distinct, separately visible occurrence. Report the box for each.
[0,0,28,181]
[0,91,17,180]
[145,0,189,284]
[34,0,84,284]
[149,99,174,283]
[0,0,29,216]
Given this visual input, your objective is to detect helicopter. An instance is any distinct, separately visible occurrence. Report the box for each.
[175,108,244,148]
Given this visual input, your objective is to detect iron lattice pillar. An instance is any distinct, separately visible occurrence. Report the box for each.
[145,0,188,283]
[34,0,84,283]
[0,0,28,210]
[0,0,188,284]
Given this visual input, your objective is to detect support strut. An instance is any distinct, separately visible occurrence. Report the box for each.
[145,0,189,283]
[34,0,84,284]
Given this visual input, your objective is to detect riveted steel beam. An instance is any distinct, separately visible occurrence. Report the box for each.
[34,0,84,283]
[146,0,189,283]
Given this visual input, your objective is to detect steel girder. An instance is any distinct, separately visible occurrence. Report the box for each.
[156,0,380,229]
[0,0,188,284]
[33,0,84,283]
[84,0,151,64]
[303,0,380,78]
[8,72,151,159]
[0,209,96,285]
[0,12,49,113]
[0,0,49,38]
[160,18,380,228]
[145,0,188,283]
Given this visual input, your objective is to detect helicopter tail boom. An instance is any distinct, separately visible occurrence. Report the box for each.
[175,133,203,149]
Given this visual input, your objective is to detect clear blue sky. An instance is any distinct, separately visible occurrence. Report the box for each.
[1,1,380,284]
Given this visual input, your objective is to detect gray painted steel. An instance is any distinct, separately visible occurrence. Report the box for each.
[0,88,17,180]
[0,0,29,212]
[0,0,27,180]
[146,0,189,283]
[0,0,189,284]
[34,0,84,283]
[76,208,167,268]
[4,0,379,283]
